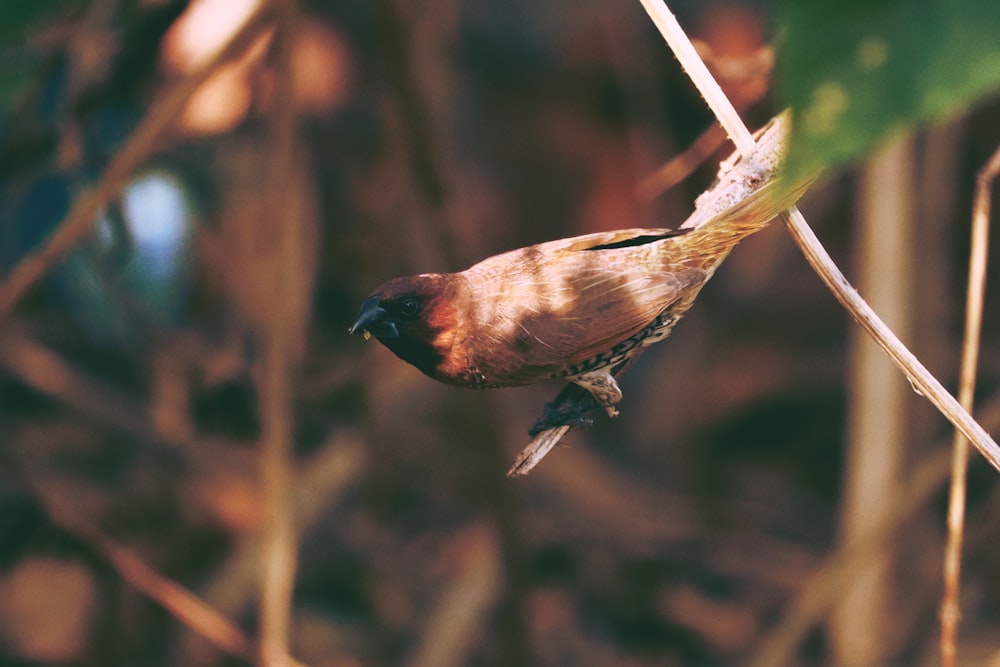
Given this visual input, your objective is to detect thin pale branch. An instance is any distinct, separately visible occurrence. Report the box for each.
[940,143,1000,666]
[514,0,1000,476]
[637,0,754,153]
[780,207,1000,470]
[638,0,1000,471]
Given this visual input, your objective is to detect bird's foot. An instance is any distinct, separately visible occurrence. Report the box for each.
[569,371,622,418]
[528,396,603,436]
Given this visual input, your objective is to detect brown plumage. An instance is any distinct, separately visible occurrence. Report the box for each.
[350,174,803,429]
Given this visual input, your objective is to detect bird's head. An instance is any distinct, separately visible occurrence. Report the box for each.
[349,273,467,379]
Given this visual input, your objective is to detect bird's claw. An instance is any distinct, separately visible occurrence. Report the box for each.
[528,398,602,436]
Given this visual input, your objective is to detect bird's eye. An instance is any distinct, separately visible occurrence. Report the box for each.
[398,297,421,318]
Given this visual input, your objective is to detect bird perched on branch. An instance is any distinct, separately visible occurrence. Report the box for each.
[350,191,796,431]
[350,115,806,432]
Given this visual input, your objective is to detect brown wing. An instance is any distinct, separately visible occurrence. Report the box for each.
[528,246,707,367]
[465,229,707,384]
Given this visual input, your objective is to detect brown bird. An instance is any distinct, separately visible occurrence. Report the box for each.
[349,171,804,432]
[351,110,808,433]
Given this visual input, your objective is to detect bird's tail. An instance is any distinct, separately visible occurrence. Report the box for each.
[675,111,815,260]
[687,176,812,246]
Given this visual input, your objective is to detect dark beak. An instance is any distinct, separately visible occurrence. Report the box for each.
[349,297,400,339]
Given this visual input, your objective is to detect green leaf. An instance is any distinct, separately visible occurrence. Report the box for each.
[777,0,1000,179]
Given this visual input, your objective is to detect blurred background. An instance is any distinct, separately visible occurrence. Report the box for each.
[1,0,1000,665]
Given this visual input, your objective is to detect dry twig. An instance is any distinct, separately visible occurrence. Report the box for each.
[31,483,260,664]
[748,392,1000,666]
[635,0,1000,661]
[176,432,367,666]
[258,2,305,665]
[940,143,1000,667]
[637,124,728,201]
[639,0,1000,470]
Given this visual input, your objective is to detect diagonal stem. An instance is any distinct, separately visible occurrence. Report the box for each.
[638,0,1000,472]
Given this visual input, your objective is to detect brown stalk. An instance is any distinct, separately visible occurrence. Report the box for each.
[258,1,303,665]
[940,143,1000,667]
[638,0,1000,471]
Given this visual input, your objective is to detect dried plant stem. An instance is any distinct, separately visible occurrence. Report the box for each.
[47,510,258,662]
[0,3,273,321]
[177,434,366,663]
[637,0,754,153]
[780,207,1000,469]
[940,144,1000,666]
[637,123,727,201]
[258,2,302,666]
[749,449,951,667]
[29,478,309,667]
[639,0,1000,471]
[749,391,1000,666]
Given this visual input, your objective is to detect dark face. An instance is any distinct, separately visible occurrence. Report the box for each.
[349,294,421,340]
[349,274,456,379]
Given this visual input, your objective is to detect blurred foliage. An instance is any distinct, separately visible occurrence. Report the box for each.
[777,0,1000,180]
[1,1,1000,666]
[0,0,83,107]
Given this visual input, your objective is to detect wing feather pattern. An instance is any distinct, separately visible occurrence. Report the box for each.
[464,228,706,383]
